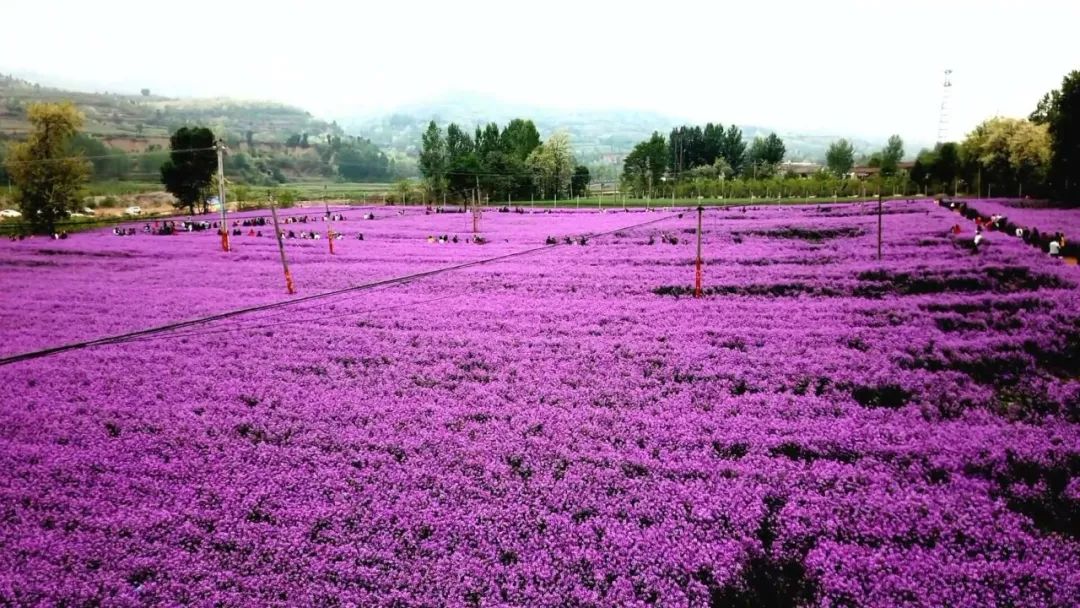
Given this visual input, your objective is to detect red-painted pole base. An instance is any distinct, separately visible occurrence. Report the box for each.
[285,270,296,295]
[694,259,703,298]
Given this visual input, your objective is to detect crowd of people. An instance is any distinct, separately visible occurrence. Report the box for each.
[425,234,461,244]
[112,220,214,236]
[8,232,67,241]
[942,199,1072,258]
[102,212,361,239]
[277,213,348,225]
[279,229,346,240]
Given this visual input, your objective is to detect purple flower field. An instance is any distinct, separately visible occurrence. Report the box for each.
[959,199,1080,240]
[1,200,1078,606]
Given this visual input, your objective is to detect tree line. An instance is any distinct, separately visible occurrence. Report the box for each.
[622,124,793,197]
[618,68,1078,204]
[843,71,1078,201]
[3,125,394,188]
[5,70,1077,234]
[418,119,592,203]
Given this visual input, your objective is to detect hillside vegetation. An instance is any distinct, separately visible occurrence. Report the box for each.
[0,74,405,186]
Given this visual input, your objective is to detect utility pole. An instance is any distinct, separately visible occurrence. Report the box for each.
[473,176,481,233]
[215,140,230,252]
[323,186,335,255]
[694,205,704,298]
[877,194,883,261]
[268,191,296,294]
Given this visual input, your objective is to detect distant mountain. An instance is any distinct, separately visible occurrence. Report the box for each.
[2,73,931,178]
[338,92,929,165]
[337,92,691,162]
[0,73,341,150]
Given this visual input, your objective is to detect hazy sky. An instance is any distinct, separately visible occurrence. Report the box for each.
[2,0,1078,143]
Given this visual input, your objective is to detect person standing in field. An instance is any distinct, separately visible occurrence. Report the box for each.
[1049,239,1061,257]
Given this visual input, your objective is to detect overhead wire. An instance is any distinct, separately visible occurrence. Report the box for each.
[1,146,216,166]
[0,211,683,367]
[123,291,467,345]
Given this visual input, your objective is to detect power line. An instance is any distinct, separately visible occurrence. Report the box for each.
[0,212,682,367]
[124,291,465,345]
[1,146,215,166]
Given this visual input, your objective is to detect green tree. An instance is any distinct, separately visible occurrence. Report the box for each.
[571,165,591,197]
[963,117,1050,195]
[231,184,251,209]
[501,119,541,162]
[701,122,725,168]
[669,125,706,175]
[138,149,170,176]
[393,179,413,204]
[445,123,479,199]
[70,134,129,180]
[336,141,390,181]
[910,148,937,191]
[933,142,963,190]
[477,122,512,198]
[1032,70,1080,200]
[418,121,447,199]
[747,133,785,177]
[275,187,297,208]
[4,102,91,234]
[527,132,575,198]
[826,139,855,177]
[720,125,746,175]
[160,126,217,214]
[880,135,904,176]
[712,156,734,180]
[622,132,668,197]
[499,119,541,199]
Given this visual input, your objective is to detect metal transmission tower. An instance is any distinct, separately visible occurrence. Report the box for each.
[936,69,953,143]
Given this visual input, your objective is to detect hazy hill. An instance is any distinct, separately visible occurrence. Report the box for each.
[0,74,401,183]
[338,92,924,166]
[1,74,930,183]
[0,73,342,152]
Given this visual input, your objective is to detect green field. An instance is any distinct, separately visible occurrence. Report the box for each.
[278,181,393,199]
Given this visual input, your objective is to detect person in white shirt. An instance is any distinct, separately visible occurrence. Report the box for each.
[1049,240,1061,256]
[973,229,984,250]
